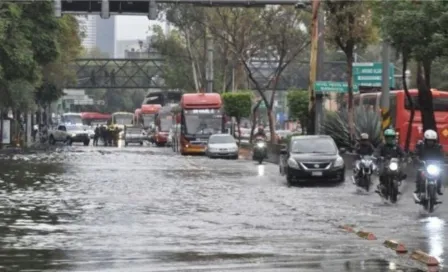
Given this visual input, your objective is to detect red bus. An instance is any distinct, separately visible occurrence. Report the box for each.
[177,93,224,155]
[154,104,176,146]
[140,104,162,129]
[80,112,111,126]
[134,108,141,125]
[352,89,448,153]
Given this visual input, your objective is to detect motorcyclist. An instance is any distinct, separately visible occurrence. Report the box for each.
[355,133,375,158]
[414,129,444,196]
[353,133,375,182]
[374,128,405,193]
[254,126,267,140]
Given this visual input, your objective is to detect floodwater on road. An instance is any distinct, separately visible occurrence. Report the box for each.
[0,145,446,272]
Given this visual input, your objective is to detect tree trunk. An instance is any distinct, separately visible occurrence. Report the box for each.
[0,109,3,149]
[346,53,355,145]
[402,52,414,152]
[236,117,241,145]
[267,108,276,144]
[249,100,262,143]
[417,60,437,132]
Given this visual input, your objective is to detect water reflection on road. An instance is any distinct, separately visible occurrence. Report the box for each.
[0,146,445,271]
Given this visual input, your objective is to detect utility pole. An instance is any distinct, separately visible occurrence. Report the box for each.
[380,41,391,133]
[315,9,324,135]
[205,25,214,93]
[307,0,320,135]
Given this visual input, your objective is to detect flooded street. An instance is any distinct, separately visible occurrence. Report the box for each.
[0,145,446,271]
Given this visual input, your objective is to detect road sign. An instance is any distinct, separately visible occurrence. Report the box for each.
[314,81,359,93]
[353,62,395,88]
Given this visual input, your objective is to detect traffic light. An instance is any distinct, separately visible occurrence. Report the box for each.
[54,0,62,17]
[148,0,157,20]
[101,0,110,19]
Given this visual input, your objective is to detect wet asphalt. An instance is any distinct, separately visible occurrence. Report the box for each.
[0,143,447,272]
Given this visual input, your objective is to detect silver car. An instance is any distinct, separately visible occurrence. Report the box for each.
[206,134,239,159]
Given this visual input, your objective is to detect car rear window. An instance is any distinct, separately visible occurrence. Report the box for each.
[290,138,337,154]
[209,135,235,144]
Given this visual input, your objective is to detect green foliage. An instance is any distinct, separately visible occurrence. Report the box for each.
[321,108,382,149]
[380,0,448,131]
[286,89,308,132]
[222,91,252,121]
[0,2,82,109]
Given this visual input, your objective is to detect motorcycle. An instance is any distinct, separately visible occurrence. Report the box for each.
[378,157,402,203]
[353,155,376,191]
[413,161,442,213]
[252,138,267,164]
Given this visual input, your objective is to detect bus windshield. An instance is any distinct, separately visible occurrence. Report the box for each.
[63,115,82,125]
[114,115,133,125]
[142,114,155,126]
[405,96,448,111]
[160,118,172,131]
[184,109,222,135]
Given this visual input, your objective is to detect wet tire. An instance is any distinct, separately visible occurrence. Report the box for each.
[49,135,56,145]
[83,140,90,146]
[66,138,73,146]
[140,142,143,146]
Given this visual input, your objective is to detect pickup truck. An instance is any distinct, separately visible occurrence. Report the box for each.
[49,124,91,146]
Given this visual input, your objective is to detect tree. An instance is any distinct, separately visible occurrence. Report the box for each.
[381,0,448,135]
[287,90,309,135]
[150,25,200,91]
[207,7,310,143]
[222,91,252,144]
[324,0,377,143]
[37,14,83,111]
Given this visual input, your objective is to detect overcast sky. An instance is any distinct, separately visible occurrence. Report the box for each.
[115,16,163,40]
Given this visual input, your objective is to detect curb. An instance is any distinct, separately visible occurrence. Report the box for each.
[410,250,440,266]
[338,224,440,270]
[383,239,407,253]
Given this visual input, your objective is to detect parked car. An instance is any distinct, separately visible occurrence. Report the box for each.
[279,135,346,185]
[49,124,90,146]
[206,134,239,159]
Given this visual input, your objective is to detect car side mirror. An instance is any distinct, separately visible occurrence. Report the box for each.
[280,148,287,155]
[339,147,346,154]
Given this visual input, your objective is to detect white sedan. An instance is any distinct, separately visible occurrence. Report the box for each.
[206,134,239,159]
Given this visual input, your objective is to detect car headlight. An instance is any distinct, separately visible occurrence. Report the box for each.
[389,162,398,171]
[71,133,76,137]
[334,156,344,167]
[256,142,265,148]
[427,165,440,176]
[287,158,299,169]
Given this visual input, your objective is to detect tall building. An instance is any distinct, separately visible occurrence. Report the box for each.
[77,15,116,57]
[96,16,116,57]
[77,15,97,50]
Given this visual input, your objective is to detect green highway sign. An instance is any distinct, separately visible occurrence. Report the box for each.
[353,62,395,88]
[314,81,359,93]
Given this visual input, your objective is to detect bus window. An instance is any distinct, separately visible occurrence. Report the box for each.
[362,95,377,110]
[354,96,360,107]
[405,96,448,111]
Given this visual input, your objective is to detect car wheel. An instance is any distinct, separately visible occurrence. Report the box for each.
[49,135,56,145]
[125,141,128,146]
[286,171,294,186]
[232,155,238,160]
[83,140,90,146]
[140,142,143,146]
[66,138,72,146]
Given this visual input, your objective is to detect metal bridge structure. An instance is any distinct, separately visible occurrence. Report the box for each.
[69,58,347,90]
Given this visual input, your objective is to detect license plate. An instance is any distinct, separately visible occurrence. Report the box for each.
[312,171,323,176]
